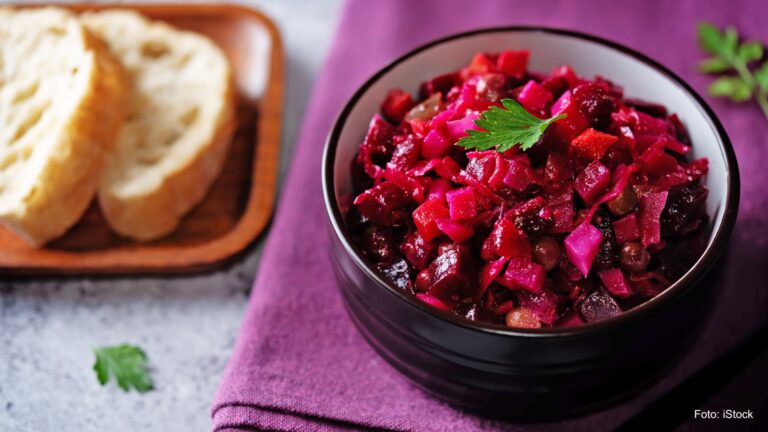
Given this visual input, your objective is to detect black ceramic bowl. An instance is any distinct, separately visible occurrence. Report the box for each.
[322,28,739,418]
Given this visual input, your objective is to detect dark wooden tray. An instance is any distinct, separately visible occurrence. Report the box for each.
[0,3,283,274]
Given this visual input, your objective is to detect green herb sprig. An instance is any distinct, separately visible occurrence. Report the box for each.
[456,98,565,153]
[93,344,154,393]
[697,22,768,121]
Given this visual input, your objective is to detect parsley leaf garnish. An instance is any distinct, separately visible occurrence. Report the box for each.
[697,22,768,120]
[93,344,154,393]
[456,98,565,153]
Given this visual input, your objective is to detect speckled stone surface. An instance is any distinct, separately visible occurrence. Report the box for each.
[0,1,342,430]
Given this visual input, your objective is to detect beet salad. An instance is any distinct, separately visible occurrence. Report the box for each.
[345,50,709,328]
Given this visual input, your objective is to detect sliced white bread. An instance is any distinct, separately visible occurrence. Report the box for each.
[81,10,236,241]
[0,7,127,245]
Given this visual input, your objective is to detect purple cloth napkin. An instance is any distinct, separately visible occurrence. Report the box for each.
[212,0,768,430]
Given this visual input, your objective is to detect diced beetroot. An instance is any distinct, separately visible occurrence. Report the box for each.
[419,72,459,98]
[633,111,669,136]
[408,158,440,177]
[547,187,575,233]
[413,198,449,241]
[435,156,462,180]
[496,50,529,78]
[376,258,414,292]
[495,300,515,315]
[598,268,633,298]
[446,187,477,220]
[426,178,452,201]
[638,191,668,246]
[383,167,426,203]
[517,288,559,324]
[436,218,474,243]
[400,231,436,268]
[467,52,496,74]
[421,128,453,159]
[564,221,603,277]
[427,246,476,302]
[628,271,671,298]
[445,111,481,140]
[660,184,709,236]
[550,65,581,87]
[550,91,590,141]
[545,152,573,185]
[381,89,415,123]
[475,73,509,102]
[572,81,619,129]
[353,182,411,226]
[496,257,545,294]
[640,146,678,177]
[415,293,452,311]
[613,213,640,244]
[356,114,396,178]
[465,152,496,184]
[489,218,531,258]
[579,288,622,323]
[573,160,611,205]
[518,80,553,112]
[502,155,532,192]
[389,134,422,171]
[571,128,618,160]
[361,227,399,263]
[685,158,709,182]
[478,257,509,300]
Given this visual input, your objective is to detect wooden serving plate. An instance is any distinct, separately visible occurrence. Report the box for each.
[0,3,283,274]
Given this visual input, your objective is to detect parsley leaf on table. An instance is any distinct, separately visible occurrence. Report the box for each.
[697,22,768,120]
[456,98,565,153]
[93,344,154,393]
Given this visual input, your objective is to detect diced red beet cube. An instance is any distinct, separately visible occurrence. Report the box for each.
[574,160,611,205]
[518,80,553,112]
[550,91,590,141]
[546,187,575,233]
[421,128,453,159]
[597,268,633,298]
[435,156,462,180]
[400,230,436,268]
[381,89,415,123]
[638,191,668,246]
[613,213,641,244]
[496,257,545,294]
[419,73,459,98]
[446,187,477,220]
[361,227,399,263]
[489,218,532,258]
[640,146,678,177]
[579,288,622,323]
[545,152,573,185]
[389,134,422,171]
[564,221,603,277]
[356,114,397,178]
[517,287,559,324]
[496,50,529,78]
[479,257,508,294]
[502,155,532,192]
[556,311,585,327]
[427,246,476,302]
[550,65,581,87]
[427,178,453,201]
[465,152,496,184]
[571,128,618,160]
[413,198,449,241]
[633,111,669,136]
[382,167,426,203]
[353,182,411,226]
[436,218,474,243]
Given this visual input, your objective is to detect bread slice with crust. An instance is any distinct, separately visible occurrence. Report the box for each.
[81,10,236,241]
[0,7,128,245]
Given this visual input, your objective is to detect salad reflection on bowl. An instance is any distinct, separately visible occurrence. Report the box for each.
[322,28,739,418]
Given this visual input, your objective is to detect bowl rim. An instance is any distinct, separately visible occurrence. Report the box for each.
[322,26,740,338]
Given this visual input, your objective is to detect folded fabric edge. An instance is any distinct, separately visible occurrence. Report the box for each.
[212,402,386,432]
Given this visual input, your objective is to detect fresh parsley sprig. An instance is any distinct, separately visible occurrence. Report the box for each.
[93,344,154,393]
[456,98,566,153]
[697,22,768,121]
